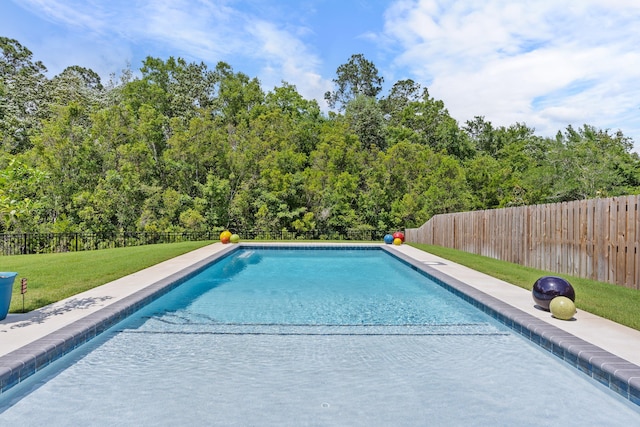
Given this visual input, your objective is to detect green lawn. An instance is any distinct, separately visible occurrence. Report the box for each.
[2,241,214,313]
[409,243,640,331]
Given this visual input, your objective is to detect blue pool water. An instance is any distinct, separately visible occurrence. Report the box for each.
[1,247,639,426]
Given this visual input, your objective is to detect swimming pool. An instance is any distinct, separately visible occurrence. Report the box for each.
[1,245,640,425]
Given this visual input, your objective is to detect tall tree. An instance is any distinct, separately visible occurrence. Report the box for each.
[31,102,97,227]
[0,37,49,153]
[264,82,323,155]
[213,62,264,127]
[380,79,425,125]
[324,54,384,110]
[305,120,365,231]
[0,157,46,231]
[464,116,497,156]
[49,65,104,107]
[345,94,386,151]
[421,154,473,216]
[548,125,640,201]
[387,87,473,159]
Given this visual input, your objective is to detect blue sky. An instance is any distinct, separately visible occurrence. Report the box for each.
[3,0,640,150]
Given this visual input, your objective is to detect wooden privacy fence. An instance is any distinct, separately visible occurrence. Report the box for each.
[405,195,640,290]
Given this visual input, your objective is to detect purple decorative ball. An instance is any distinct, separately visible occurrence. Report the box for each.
[532,276,575,311]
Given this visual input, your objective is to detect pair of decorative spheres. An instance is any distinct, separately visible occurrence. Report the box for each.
[532,276,576,320]
[219,230,240,244]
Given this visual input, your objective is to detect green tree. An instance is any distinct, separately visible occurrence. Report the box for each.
[49,65,104,107]
[464,153,503,209]
[213,62,264,127]
[199,173,232,228]
[0,157,46,231]
[4,40,639,236]
[305,120,365,231]
[380,79,426,125]
[422,154,473,216]
[548,125,640,201]
[324,54,384,110]
[89,103,135,174]
[464,116,497,156]
[386,87,473,159]
[344,94,386,151]
[0,37,49,153]
[31,103,98,227]
[264,82,323,155]
[164,114,228,196]
[73,170,146,233]
[378,141,434,228]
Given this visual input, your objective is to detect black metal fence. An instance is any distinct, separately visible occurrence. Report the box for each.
[0,229,388,256]
[240,229,386,242]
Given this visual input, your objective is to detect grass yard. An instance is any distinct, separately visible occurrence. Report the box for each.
[410,243,640,331]
[2,241,214,312]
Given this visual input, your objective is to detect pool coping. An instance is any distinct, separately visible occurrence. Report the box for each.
[1,242,639,407]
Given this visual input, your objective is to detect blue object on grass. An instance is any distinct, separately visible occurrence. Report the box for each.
[0,272,18,320]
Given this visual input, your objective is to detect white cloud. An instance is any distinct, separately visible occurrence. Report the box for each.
[17,0,113,33]
[12,0,333,105]
[132,0,244,58]
[8,0,640,147]
[246,19,332,105]
[381,0,640,147]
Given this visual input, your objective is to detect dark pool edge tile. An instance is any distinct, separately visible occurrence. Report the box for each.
[382,246,640,407]
[0,244,238,395]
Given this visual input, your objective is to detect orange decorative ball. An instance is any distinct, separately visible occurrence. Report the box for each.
[220,230,232,244]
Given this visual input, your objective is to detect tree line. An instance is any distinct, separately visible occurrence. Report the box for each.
[1,37,639,235]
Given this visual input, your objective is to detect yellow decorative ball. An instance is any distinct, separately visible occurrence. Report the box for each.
[220,230,232,243]
[230,234,240,244]
[393,238,402,245]
[549,296,576,320]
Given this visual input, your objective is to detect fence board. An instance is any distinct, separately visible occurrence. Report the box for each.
[617,197,627,286]
[635,198,640,290]
[609,198,617,284]
[595,198,608,282]
[533,205,541,270]
[562,202,568,275]
[586,199,595,279]
[626,198,635,287]
[571,200,579,276]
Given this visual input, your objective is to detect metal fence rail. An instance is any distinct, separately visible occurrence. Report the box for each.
[0,229,387,256]
[241,229,386,241]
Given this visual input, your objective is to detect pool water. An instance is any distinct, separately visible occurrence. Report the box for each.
[1,247,639,425]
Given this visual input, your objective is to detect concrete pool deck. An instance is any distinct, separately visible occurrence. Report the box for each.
[1,242,640,401]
